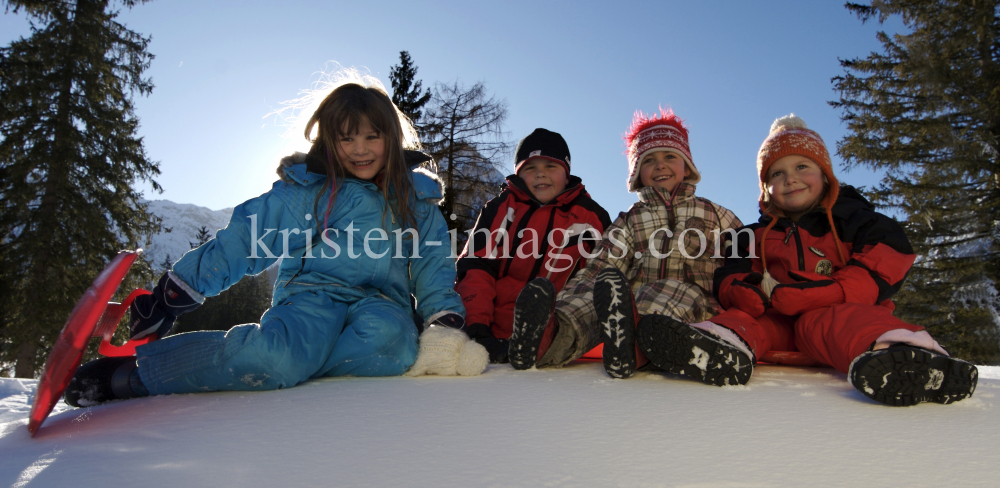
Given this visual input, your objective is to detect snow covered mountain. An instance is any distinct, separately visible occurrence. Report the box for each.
[141,200,233,270]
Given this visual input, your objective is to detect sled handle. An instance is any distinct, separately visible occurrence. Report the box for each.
[758,350,825,367]
[95,288,155,357]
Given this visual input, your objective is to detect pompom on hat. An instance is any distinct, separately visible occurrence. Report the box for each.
[625,108,701,192]
[757,114,846,267]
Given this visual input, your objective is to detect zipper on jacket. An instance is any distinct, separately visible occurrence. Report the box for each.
[664,196,675,279]
[789,222,805,270]
[658,217,672,280]
[528,207,559,280]
[652,188,675,280]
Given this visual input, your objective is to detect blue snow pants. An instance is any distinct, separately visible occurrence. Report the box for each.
[134,292,419,395]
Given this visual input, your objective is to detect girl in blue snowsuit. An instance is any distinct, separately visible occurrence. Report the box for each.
[65,81,474,406]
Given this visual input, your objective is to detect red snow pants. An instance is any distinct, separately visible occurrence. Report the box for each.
[710,302,923,373]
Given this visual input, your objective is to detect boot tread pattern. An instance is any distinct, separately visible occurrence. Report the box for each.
[850,347,978,407]
[637,315,752,387]
[595,268,636,379]
[509,278,556,370]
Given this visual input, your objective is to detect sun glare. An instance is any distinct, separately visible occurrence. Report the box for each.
[264,62,419,164]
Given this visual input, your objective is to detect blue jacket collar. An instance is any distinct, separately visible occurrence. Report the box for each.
[280,163,323,186]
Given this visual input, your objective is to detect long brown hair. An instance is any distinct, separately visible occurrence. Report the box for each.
[304,83,420,232]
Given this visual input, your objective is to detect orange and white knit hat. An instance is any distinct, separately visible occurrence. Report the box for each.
[757,114,846,266]
[757,114,839,213]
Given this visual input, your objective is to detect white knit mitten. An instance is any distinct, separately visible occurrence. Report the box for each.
[405,326,488,377]
[457,340,489,376]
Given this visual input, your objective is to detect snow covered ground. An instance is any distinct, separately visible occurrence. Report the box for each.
[2,362,999,487]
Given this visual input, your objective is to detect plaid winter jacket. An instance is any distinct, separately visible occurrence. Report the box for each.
[553,182,743,361]
[456,174,612,339]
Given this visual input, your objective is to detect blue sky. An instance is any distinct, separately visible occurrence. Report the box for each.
[2,1,903,225]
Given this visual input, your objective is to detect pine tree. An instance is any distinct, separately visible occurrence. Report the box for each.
[421,81,510,237]
[830,0,1000,363]
[0,0,161,377]
[190,225,212,249]
[389,51,431,126]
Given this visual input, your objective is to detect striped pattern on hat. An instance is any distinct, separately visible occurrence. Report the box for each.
[625,108,701,192]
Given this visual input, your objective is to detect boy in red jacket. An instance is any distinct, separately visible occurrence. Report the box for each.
[456,129,611,362]
[637,114,978,406]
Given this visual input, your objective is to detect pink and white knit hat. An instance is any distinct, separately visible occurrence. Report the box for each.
[624,108,701,192]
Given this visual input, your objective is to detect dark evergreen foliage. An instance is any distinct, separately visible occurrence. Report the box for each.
[190,225,211,249]
[0,0,161,377]
[389,51,431,126]
[831,0,1000,363]
[171,272,272,334]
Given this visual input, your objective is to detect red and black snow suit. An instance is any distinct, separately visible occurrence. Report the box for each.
[456,174,612,339]
[712,185,924,373]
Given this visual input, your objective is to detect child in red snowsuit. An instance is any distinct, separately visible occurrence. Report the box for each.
[456,129,611,363]
[635,114,979,407]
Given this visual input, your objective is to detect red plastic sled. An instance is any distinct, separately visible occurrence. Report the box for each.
[758,350,824,367]
[28,250,153,437]
[582,343,603,359]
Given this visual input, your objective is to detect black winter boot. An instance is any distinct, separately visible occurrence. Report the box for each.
[595,268,637,379]
[509,278,556,370]
[64,356,143,407]
[849,345,978,407]
[636,315,753,387]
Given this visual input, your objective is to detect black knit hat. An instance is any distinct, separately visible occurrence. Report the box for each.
[514,128,571,175]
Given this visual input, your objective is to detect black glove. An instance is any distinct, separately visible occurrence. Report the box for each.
[129,273,202,340]
[428,312,465,330]
[465,323,510,364]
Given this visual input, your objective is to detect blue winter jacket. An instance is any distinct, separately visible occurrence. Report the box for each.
[170,156,464,325]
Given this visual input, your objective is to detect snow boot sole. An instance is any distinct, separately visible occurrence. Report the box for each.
[636,315,752,386]
[595,268,636,379]
[509,278,556,370]
[64,356,140,407]
[849,346,978,407]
